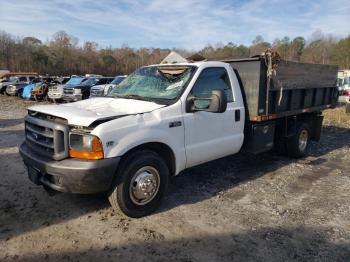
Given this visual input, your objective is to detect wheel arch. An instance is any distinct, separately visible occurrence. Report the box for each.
[120,142,177,177]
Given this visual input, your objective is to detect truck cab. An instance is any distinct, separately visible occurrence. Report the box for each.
[19,54,337,218]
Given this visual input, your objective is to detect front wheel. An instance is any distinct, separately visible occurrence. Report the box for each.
[108,150,169,218]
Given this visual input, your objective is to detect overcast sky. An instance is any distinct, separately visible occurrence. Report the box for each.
[0,0,349,49]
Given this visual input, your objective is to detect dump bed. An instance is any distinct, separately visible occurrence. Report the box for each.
[225,57,338,122]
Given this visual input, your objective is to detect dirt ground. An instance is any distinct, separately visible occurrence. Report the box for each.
[0,96,349,262]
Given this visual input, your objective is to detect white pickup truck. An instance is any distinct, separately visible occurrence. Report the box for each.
[20,54,338,217]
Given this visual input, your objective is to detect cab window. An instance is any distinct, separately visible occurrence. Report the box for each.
[190,67,233,102]
[98,78,111,85]
[19,76,27,82]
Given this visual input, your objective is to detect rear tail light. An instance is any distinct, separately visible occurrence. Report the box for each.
[345,91,350,97]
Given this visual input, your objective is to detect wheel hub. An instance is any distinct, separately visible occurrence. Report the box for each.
[298,129,309,151]
[130,166,160,205]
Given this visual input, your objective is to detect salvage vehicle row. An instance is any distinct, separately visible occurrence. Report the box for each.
[0,73,127,102]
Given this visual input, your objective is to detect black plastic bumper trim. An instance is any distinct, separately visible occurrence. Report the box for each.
[20,142,120,194]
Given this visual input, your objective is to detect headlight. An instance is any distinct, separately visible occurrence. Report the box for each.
[104,86,113,95]
[69,133,104,160]
[74,88,81,95]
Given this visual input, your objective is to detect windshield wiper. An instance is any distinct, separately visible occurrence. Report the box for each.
[110,93,149,101]
[109,93,169,105]
[123,94,147,100]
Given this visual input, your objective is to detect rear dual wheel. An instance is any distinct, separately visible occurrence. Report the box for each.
[275,123,311,158]
[286,123,311,158]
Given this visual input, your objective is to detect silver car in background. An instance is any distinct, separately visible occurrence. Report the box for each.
[90,75,127,97]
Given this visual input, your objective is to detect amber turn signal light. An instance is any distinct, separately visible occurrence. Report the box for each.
[69,136,104,160]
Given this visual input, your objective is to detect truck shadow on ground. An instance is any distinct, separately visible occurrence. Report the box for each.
[0,118,24,129]
[9,226,350,262]
[160,125,350,213]
[0,152,109,241]
[0,125,349,242]
[0,130,24,149]
[0,118,25,149]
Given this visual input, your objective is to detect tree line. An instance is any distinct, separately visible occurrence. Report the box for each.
[0,30,349,76]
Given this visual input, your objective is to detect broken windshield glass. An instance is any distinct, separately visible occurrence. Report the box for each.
[109,66,196,101]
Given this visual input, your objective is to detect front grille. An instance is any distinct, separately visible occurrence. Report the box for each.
[90,89,103,96]
[64,88,73,95]
[49,86,63,93]
[25,114,69,160]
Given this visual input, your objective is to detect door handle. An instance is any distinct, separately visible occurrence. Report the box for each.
[235,109,240,122]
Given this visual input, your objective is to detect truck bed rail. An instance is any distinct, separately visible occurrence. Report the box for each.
[224,57,338,122]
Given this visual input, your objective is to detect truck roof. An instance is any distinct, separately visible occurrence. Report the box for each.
[146,61,228,68]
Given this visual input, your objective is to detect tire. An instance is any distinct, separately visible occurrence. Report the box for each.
[108,150,169,218]
[274,136,287,155]
[286,123,311,158]
[346,103,350,114]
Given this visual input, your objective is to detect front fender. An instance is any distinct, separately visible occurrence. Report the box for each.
[91,113,186,175]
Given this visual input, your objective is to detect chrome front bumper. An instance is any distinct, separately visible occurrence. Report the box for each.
[62,94,82,101]
[48,91,63,99]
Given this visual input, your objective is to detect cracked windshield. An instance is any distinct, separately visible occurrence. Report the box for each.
[109,66,195,101]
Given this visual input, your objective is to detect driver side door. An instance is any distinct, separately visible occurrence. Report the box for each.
[183,67,243,168]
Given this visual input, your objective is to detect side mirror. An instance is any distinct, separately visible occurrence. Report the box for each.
[186,89,227,113]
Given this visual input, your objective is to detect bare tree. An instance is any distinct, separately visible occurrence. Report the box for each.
[0,30,348,75]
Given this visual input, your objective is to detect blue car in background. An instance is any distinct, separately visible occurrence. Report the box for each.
[22,79,43,99]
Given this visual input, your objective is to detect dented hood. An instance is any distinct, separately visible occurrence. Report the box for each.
[29,97,165,126]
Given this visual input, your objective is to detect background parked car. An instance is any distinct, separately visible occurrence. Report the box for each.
[31,77,59,101]
[90,75,127,97]
[5,75,38,96]
[337,70,350,104]
[0,72,38,91]
[48,76,85,102]
[0,76,19,94]
[22,78,44,99]
[62,77,111,102]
